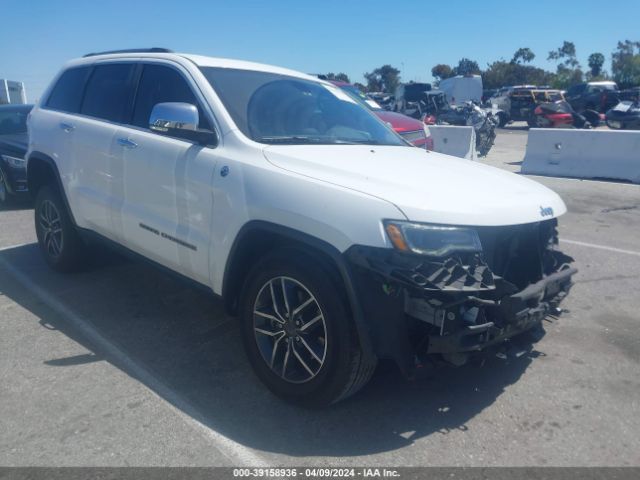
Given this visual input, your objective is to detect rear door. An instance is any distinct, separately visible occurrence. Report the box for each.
[34,66,92,222]
[113,62,218,285]
[72,62,138,236]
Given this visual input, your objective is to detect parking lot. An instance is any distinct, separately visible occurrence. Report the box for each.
[1,127,639,467]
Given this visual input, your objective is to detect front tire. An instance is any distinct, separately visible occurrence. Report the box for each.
[239,249,376,406]
[0,167,10,207]
[34,185,87,272]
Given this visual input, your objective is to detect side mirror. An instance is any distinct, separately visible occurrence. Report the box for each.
[149,102,216,146]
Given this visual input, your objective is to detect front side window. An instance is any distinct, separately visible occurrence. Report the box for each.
[0,106,31,135]
[46,67,91,113]
[200,67,404,146]
[81,64,137,123]
[132,64,209,129]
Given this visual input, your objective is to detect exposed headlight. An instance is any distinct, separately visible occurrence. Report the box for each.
[1,154,26,168]
[384,220,482,257]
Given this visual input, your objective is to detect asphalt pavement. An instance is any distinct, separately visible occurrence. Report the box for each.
[1,128,639,466]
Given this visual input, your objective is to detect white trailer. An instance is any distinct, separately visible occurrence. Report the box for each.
[0,80,27,105]
[438,75,482,105]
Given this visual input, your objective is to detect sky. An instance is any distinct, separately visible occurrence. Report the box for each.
[2,0,639,101]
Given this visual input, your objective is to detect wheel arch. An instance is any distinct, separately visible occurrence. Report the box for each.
[27,151,77,225]
[222,220,375,357]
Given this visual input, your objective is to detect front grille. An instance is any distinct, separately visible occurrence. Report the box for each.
[476,220,556,289]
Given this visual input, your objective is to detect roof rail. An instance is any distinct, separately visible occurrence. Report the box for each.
[83,48,173,58]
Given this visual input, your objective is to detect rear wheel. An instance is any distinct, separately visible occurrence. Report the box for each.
[497,112,508,128]
[34,185,87,272]
[239,249,376,406]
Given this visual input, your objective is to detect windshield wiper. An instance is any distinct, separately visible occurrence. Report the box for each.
[257,135,382,146]
[335,138,381,145]
[257,136,319,144]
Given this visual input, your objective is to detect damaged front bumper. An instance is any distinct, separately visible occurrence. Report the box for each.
[426,266,575,356]
[345,219,576,375]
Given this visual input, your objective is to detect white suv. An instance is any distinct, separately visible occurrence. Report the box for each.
[27,49,576,406]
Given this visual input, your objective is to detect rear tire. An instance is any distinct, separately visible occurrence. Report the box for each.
[497,112,508,128]
[239,249,376,406]
[34,185,87,272]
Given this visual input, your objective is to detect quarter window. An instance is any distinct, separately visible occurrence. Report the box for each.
[46,67,91,113]
[132,64,209,129]
[81,64,137,123]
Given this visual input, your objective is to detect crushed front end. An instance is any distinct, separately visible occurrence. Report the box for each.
[346,218,576,375]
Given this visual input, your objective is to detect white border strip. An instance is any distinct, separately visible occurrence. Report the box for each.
[561,239,640,257]
[0,247,267,467]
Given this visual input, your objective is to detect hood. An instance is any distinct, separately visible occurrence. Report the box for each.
[374,111,424,133]
[263,145,566,227]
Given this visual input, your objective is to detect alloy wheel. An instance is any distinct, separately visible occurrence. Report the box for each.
[252,276,327,383]
[39,199,64,258]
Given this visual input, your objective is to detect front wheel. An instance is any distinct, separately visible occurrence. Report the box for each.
[239,250,376,406]
[0,167,10,206]
[34,185,87,272]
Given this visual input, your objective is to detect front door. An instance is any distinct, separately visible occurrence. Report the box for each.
[113,62,218,285]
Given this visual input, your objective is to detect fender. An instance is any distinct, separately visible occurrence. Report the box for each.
[223,220,375,359]
[27,151,78,227]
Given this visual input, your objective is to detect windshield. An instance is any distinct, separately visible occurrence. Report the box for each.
[0,106,30,135]
[200,67,404,146]
[337,84,383,111]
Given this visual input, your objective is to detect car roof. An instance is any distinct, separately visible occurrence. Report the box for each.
[588,81,617,86]
[64,52,324,84]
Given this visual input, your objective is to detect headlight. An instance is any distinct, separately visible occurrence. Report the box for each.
[1,154,26,168]
[384,220,482,257]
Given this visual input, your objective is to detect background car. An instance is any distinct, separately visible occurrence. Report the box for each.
[491,87,566,127]
[329,80,433,150]
[566,81,619,113]
[605,100,640,130]
[0,104,32,205]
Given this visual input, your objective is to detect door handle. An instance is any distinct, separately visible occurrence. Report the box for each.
[59,122,75,132]
[117,137,138,149]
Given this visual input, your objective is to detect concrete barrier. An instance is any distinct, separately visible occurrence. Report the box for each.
[428,125,476,160]
[522,129,640,184]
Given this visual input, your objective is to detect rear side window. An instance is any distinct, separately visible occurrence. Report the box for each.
[46,67,91,113]
[132,64,209,129]
[81,64,137,123]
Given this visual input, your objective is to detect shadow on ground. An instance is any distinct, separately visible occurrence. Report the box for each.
[0,198,32,212]
[0,244,541,458]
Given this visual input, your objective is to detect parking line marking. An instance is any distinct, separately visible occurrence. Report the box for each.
[0,254,268,467]
[561,239,640,257]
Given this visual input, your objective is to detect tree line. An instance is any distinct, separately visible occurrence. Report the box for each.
[323,40,640,93]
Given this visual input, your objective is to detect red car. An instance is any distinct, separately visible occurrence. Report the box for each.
[330,81,433,150]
